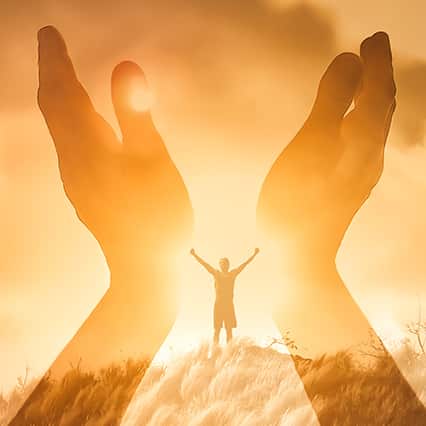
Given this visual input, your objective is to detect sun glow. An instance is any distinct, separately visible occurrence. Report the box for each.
[129,85,154,112]
[150,172,286,362]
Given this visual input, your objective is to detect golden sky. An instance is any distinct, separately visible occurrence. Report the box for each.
[1,0,426,391]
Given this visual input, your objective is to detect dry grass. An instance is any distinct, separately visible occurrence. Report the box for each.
[3,359,149,426]
[295,348,426,426]
[2,340,425,425]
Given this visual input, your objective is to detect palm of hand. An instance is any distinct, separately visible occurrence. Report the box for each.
[38,27,192,270]
[51,112,191,263]
[258,33,395,259]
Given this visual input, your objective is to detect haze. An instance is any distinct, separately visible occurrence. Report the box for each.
[1,0,426,391]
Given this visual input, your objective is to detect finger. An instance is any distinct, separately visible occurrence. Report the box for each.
[352,32,396,141]
[111,61,163,155]
[38,26,93,119]
[384,99,397,141]
[308,53,362,129]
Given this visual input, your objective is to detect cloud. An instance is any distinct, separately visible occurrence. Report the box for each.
[0,0,336,113]
[393,61,426,146]
[1,0,425,147]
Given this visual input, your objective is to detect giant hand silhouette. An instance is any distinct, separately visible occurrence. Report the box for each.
[258,32,395,262]
[258,33,396,353]
[12,25,193,425]
[38,26,192,280]
[257,32,425,422]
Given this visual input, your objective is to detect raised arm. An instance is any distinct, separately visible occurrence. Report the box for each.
[190,248,216,274]
[232,248,260,275]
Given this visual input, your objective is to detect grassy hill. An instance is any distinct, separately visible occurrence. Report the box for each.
[2,339,425,425]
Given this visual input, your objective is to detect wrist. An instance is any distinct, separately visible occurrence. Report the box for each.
[105,255,179,332]
[271,239,338,281]
[267,240,373,356]
[263,224,344,267]
[104,246,180,297]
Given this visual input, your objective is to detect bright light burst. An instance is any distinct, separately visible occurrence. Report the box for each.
[129,85,154,112]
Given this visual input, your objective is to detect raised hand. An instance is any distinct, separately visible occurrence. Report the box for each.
[257,32,425,423]
[38,26,192,281]
[11,26,193,425]
[258,32,395,263]
[257,32,396,352]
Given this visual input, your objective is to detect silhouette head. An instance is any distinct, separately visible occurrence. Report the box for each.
[219,257,230,272]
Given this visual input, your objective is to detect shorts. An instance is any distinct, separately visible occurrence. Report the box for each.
[214,300,237,329]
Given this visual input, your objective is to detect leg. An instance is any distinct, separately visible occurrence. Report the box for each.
[213,327,221,344]
[225,304,236,343]
[225,327,233,343]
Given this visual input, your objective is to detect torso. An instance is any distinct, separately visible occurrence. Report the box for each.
[213,270,237,303]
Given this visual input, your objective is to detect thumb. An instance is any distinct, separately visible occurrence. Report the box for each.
[111,61,163,155]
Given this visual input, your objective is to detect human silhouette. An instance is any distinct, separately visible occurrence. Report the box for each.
[191,248,259,343]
